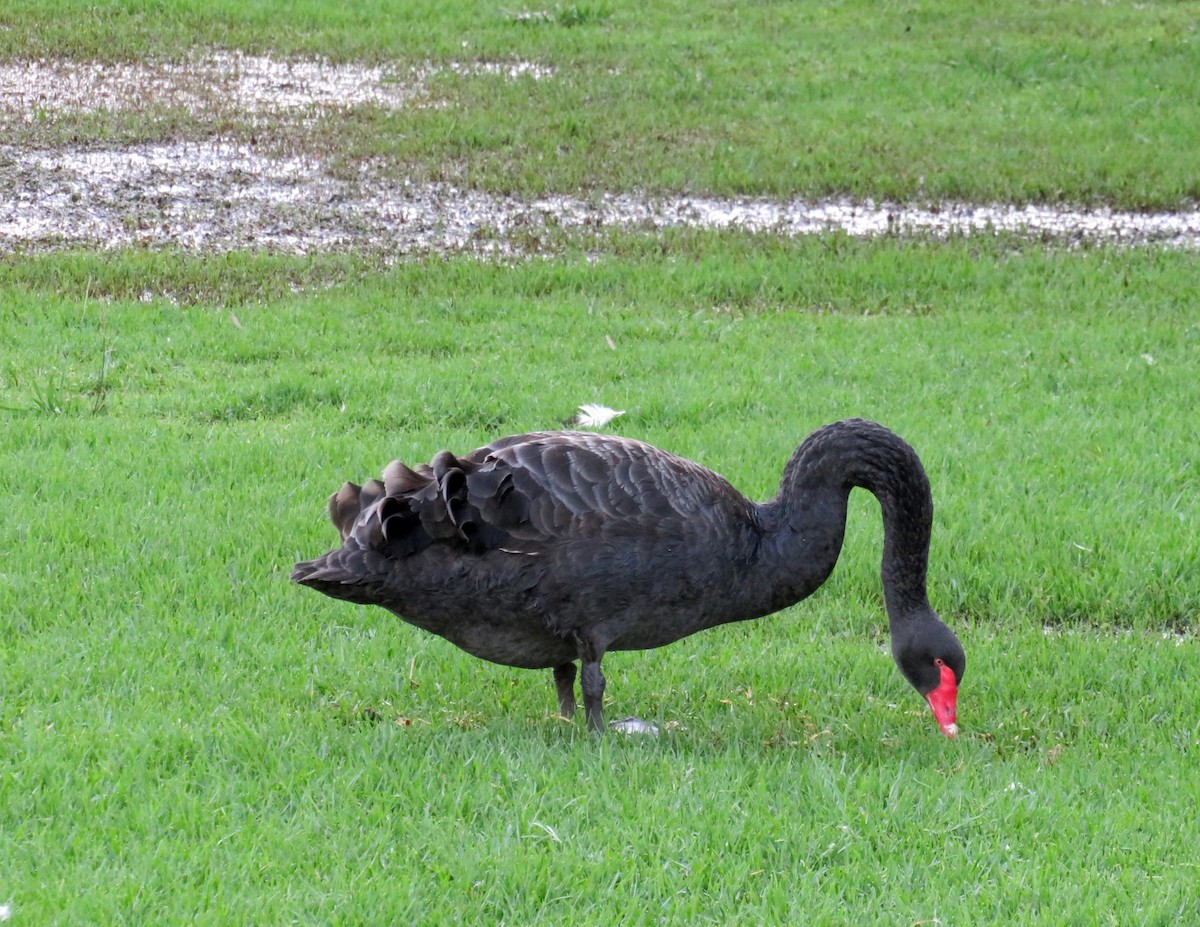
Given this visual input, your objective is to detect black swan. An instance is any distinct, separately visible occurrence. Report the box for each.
[292,418,964,737]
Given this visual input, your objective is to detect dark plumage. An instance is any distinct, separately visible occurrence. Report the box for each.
[292,418,965,736]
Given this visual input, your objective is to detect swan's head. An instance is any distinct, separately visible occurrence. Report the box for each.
[893,614,965,738]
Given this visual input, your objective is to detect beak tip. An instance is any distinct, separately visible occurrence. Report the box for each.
[942,722,959,738]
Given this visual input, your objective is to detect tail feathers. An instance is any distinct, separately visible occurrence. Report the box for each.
[291,547,391,604]
[290,553,347,585]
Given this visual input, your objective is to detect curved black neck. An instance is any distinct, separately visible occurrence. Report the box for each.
[765,419,934,621]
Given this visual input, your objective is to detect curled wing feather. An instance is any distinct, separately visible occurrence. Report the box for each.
[336,431,744,559]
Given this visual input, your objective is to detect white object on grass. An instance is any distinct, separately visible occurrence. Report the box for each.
[609,717,660,736]
[571,404,625,429]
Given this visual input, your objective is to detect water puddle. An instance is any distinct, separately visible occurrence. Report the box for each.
[549,194,1200,249]
[3,139,1198,255]
[0,52,552,122]
[1,54,1197,255]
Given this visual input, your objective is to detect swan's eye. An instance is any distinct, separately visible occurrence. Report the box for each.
[934,658,945,667]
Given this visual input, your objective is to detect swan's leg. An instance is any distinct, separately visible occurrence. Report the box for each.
[553,662,577,719]
[569,631,608,731]
[573,631,654,734]
[580,659,606,732]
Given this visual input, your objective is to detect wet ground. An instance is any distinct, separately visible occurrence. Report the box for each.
[2,53,1198,256]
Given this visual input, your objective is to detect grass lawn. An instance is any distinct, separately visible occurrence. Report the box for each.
[2,0,1199,922]
[2,240,1198,923]
[2,0,1199,204]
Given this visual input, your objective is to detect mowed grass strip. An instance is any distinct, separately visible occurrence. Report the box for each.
[2,238,1198,923]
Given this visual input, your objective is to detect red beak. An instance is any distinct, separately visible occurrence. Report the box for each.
[925,661,959,738]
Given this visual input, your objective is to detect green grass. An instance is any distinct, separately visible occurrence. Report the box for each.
[3,0,1200,204]
[3,1,1199,921]
[2,239,1199,923]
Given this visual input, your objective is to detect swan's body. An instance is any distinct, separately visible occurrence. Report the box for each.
[292,419,965,736]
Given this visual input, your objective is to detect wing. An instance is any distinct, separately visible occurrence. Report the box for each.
[336,431,751,560]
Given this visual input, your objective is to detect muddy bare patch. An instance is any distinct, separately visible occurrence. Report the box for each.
[0,141,589,255]
[1,54,1198,256]
[3,140,1200,255]
[0,52,553,123]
